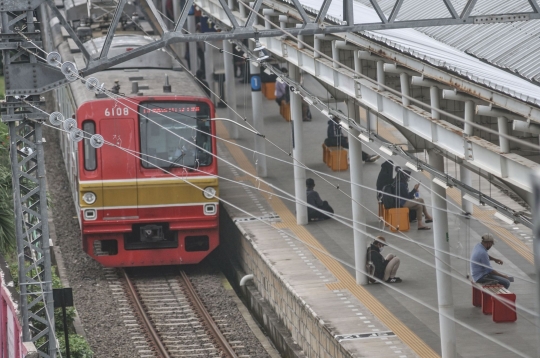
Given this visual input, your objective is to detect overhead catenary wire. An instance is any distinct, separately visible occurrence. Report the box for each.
[39,47,535,288]
[29,96,538,322]
[40,9,528,235]
[44,63,535,286]
[15,4,536,356]
[38,118,536,357]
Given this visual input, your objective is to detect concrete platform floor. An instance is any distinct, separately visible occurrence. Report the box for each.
[213,72,537,358]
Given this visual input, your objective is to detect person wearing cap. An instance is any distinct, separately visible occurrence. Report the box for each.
[395,169,433,230]
[366,236,401,283]
[470,233,511,289]
[306,178,334,221]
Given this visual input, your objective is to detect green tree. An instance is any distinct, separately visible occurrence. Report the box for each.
[0,122,15,254]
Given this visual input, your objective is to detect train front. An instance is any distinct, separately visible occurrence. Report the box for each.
[77,96,219,267]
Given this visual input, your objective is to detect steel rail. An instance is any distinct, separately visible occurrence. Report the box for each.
[120,268,171,358]
[178,270,239,358]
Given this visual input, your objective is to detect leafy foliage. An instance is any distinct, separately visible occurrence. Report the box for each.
[0,122,15,255]
[58,335,94,358]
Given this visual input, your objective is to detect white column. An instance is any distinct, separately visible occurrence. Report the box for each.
[290,66,307,225]
[187,10,198,74]
[531,170,540,358]
[368,110,377,132]
[497,116,510,153]
[461,100,474,215]
[377,60,385,91]
[204,42,215,105]
[429,149,457,358]
[400,73,410,106]
[348,100,368,285]
[431,86,440,119]
[250,41,267,177]
[223,40,238,139]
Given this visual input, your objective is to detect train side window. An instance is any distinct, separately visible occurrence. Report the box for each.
[83,121,97,171]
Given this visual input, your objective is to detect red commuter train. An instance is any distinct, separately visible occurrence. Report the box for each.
[54,34,219,267]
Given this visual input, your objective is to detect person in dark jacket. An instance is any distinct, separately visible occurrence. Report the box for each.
[395,170,433,230]
[306,178,334,221]
[376,160,395,193]
[324,116,380,162]
[366,236,401,283]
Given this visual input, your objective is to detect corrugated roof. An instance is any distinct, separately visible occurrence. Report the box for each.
[298,0,540,105]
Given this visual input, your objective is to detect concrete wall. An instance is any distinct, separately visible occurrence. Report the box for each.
[220,205,352,358]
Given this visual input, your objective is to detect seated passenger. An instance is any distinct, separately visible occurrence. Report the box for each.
[395,170,433,230]
[471,233,512,289]
[366,236,401,283]
[274,68,290,106]
[306,178,334,221]
[324,115,379,163]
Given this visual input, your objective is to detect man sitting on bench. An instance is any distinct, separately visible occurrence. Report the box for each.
[324,114,379,163]
[306,178,334,221]
[471,233,512,289]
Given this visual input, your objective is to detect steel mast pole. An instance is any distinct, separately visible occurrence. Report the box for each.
[1,7,56,357]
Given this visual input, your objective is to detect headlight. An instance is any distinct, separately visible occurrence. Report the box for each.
[82,192,96,204]
[203,187,216,199]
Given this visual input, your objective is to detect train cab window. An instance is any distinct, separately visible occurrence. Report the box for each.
[139,101,212,169]
[82,121,97,171]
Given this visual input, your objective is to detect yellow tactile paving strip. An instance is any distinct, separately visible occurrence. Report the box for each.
[375,119,533,263]
[217,122,440,358]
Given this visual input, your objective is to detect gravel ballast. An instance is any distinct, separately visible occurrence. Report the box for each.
[42,124,276,357]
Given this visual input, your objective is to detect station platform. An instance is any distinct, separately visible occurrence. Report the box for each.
[214,74,537,357]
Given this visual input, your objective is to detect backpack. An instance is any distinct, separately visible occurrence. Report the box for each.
[381,184,396,209]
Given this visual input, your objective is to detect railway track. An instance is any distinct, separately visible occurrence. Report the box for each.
[116,267,243,358]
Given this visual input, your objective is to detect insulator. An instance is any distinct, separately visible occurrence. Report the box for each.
[85,77,100,91]
[46,52,62,67]
[61,61,78,81]
[63,118,77,131]
[69,129,84,142]
[90,134,104,148]
[49,112,64,126]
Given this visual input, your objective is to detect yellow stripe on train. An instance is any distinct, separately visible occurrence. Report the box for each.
[79,177,219,208]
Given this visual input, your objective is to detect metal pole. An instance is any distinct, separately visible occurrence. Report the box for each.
[204,42,215,105]
[223,40,239,139]
[187,7,198,74]
[429,149,456,358]
[290,66,308,225]
[348,100,368,285]
[249,41,267,177]
[531,169,540,358]
[497,116,510,153]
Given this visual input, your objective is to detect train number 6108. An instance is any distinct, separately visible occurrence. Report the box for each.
[105,107,130,116]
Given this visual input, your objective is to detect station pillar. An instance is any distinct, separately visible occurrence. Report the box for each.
[249,41,267,177]
[461,100,474,216]
[223,40,239,139]
[531,169,540,358]
[348,100,368,285]
[290,66,308,225]
[429,149,456,358]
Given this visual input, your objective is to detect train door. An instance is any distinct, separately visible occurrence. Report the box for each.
[99,118,138,220]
